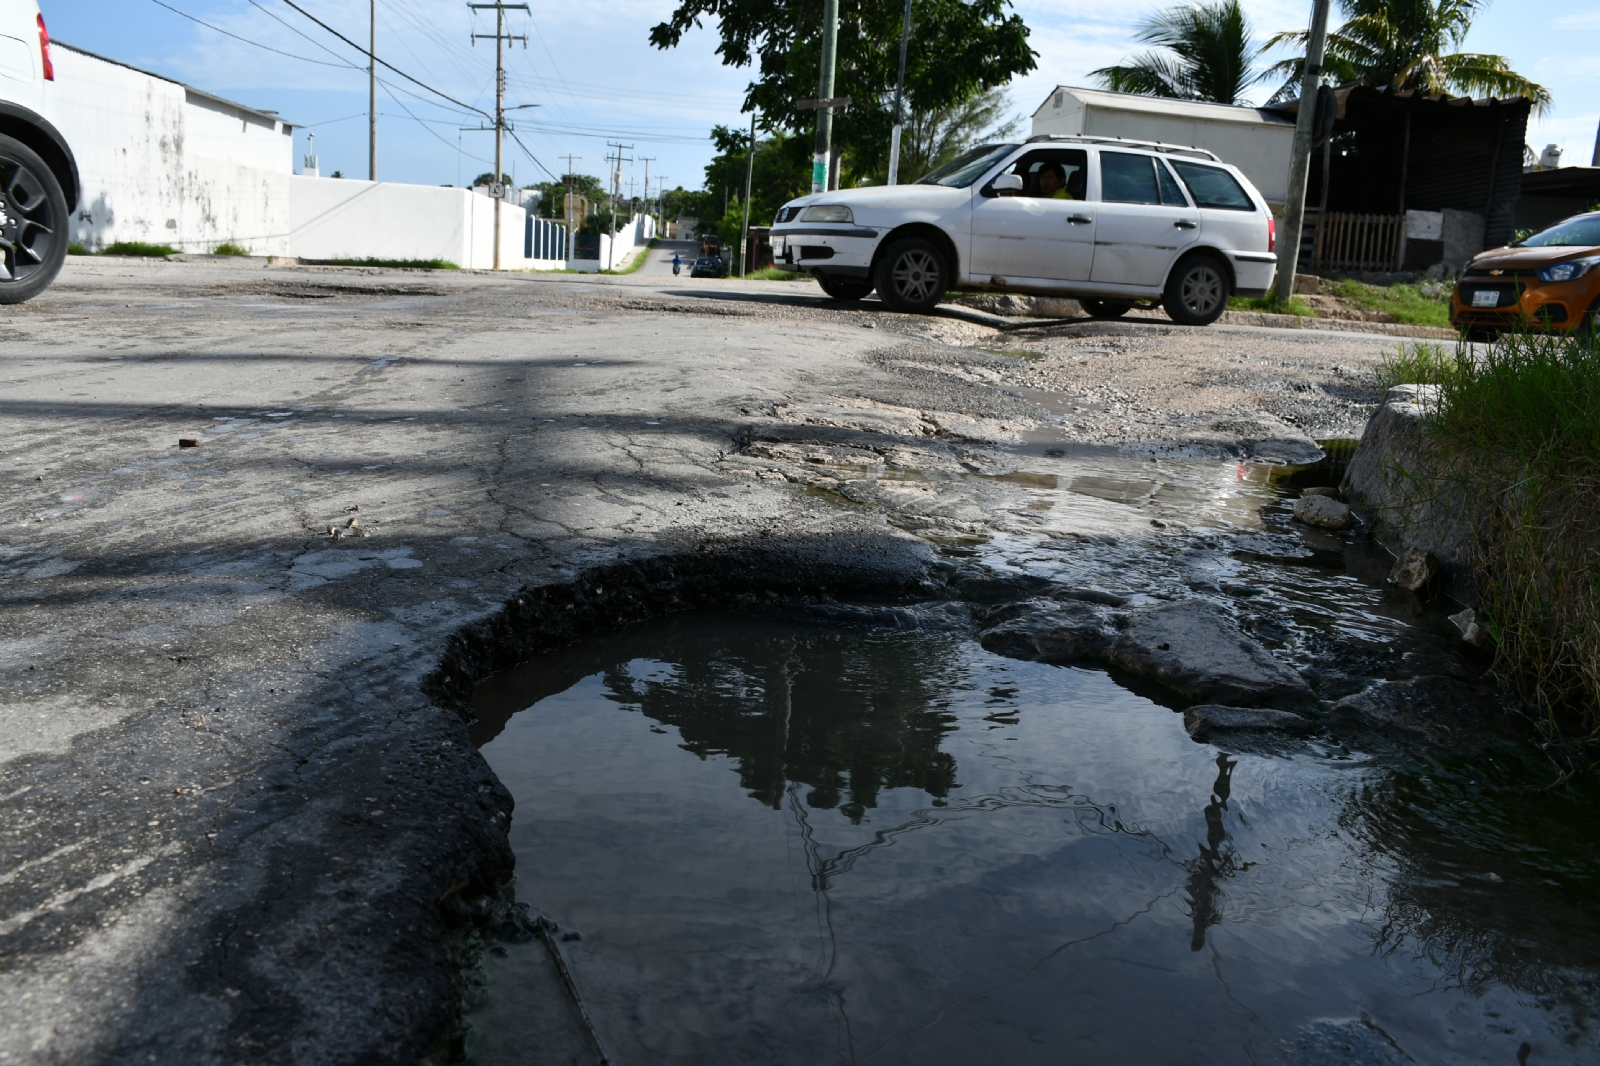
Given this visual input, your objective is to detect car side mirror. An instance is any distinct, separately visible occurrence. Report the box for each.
[988,174,1023,197]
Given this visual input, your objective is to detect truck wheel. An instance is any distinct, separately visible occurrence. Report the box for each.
[874,236,947,313]
[0,133,69,306]
[816,274,874,301]
[1080,298,1131,319]
[1161,253,1230,326]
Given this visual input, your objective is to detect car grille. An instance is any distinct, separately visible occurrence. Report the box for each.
[774,206,802,224]
[1462,269,1535,280]
[1458,282,1517,309]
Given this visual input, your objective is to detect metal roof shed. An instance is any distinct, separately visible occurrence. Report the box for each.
[1030,86,1296,208]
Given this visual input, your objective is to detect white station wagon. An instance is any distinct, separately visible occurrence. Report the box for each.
[770,136,1278,325]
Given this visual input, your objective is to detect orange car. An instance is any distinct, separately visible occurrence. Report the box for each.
[1451,211,1600,336]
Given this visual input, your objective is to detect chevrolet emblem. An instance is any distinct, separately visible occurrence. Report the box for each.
[1489,269,1504,275]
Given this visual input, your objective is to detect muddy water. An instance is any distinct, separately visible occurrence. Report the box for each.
[469,609,1600,1065]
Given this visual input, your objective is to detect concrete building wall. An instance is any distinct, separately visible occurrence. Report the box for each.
[289,176,532,269]
[47,44,294,254]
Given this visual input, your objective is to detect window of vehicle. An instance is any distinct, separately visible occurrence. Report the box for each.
[997,148,1088,199]
[1100,152,1161,204]
[1155,160,1189,206]
[1518,214,1600,248]
[1170,162,1255,211]
[916,143,1022,188]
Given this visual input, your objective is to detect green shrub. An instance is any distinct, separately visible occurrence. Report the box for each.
[68,242,90,256]
[101,241,178,257]
[1399,330,1600,770]
[1374,341,1461,391]
[212,241,250,256]
[1228,294,1315,316]
[1326,278,1451,328]
[744,267,807,281]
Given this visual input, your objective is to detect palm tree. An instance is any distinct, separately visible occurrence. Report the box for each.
[1268,0,1550,113]
[1091,0,1266,106]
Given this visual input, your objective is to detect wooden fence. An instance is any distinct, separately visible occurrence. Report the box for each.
[1313,212,1403,272]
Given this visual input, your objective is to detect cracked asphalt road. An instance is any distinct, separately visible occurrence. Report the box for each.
[0,258,1408,1064]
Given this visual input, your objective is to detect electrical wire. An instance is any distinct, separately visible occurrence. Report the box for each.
[277,0,491,120]
[147,0,355,68]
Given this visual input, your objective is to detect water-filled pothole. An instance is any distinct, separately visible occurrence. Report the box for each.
[467,611,1600,1065]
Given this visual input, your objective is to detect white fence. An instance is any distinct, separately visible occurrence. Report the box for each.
[289,177,539,269]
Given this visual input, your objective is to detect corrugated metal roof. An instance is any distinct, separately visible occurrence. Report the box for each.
[1033,86,1293,128]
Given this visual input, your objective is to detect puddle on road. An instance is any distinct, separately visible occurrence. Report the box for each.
[469,613,1600,1065]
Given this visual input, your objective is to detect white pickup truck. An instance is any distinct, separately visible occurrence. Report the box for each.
[0,0,76,303]
[770,136,1277,325]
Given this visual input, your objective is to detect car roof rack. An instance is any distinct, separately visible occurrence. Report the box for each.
[1024,134,1221,162]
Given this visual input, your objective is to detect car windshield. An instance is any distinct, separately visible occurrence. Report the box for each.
[1517,214,1600,248]
[915,144,1021,188]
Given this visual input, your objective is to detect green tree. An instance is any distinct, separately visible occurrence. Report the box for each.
[528,174,608,221]
[1091,0,1265,106]
[471,171,512,186]
[702,125,812,232]
[893,87,1022,184]
[649,0,1036,183]
[1268,0,1550,113]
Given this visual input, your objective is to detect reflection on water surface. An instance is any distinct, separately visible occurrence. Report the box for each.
[470,613,1600,1065]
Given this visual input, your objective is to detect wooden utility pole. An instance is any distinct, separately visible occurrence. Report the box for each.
[469,3,529,269]
[1273,0,1332,303]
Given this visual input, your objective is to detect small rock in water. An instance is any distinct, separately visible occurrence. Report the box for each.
[978,599,1121,664]
[1301,486,1341,497]
[1389,547,1438,591]
[1108,601,1317,708]
[1448,606,1491,648]
[1183,705,1315,737]
[1293,494,1355,529]
[1328,676,1497,746]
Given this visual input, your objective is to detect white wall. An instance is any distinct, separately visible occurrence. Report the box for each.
[563,212,656,272]
[289,176,530,269]
[46,45,294,254]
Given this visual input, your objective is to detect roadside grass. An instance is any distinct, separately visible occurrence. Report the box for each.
[309,257,459,270]
[68,242,91,256]
[1374,340,1460,390]
[101,241,178,257]
[1228,294,1316,316]
[1388,331,1600,769]
[744,267,808,281]
[1326,278,1451,328]
[212,241,251,256]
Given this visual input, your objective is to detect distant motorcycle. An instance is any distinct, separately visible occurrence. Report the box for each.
[672,254,682,276]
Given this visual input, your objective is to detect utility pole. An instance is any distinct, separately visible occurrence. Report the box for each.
[1272,0,1332,304]
[469,2,529,269]
[368,0,377,181]
[604,141,633,269]
[639,156,655,235]
[811,0,839,193]
[740,111,756,277]
[887,0,912,185]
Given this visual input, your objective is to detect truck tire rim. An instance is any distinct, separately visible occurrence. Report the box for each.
[891,249,939,302]
[0,156,56,285]
[1179,264,1223,315]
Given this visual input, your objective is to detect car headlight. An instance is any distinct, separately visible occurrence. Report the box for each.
[800,204,853,224]
[1536,256,1600,283]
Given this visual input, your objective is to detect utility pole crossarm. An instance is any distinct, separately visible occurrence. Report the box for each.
[465,1,532,269]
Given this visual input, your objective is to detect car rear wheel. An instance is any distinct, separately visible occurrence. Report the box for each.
[1162,253,1230,326]
[1079,298,1132,319]
[0,133,69,306]
[816,274,874,301]
[874,236,947,314]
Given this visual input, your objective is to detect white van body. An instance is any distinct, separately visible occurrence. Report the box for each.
[770,137,1277,319]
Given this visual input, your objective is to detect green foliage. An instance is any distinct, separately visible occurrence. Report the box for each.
[649,0,1037,181]
[312,258,459,270]
[1326,278,1452,327]
[101,241,177,257]
[887,88,1022,185]
[1228,293,1316,316]
[661,185,713,224]
[744,267,807,281]
[1389,331,1600,768]
[1092,0,1266,105]
[67,242,90,256]
[701,126,811,235]
[714,195,750,249]
[1374,340,1460,390]
[1268,0,1550,113]
[529,173,609,221]
[472,172,513,186]
[212,241,250,256]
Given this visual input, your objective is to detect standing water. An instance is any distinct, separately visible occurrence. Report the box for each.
[467,612,1600,1065]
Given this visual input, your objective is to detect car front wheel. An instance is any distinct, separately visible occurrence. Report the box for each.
[874,236,947,314]
[1162,253,1230,326]
[816,274,874,301]
[0,133,69,306]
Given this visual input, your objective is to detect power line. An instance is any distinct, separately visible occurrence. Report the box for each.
[278,0,491,120]
[147,0,354,69]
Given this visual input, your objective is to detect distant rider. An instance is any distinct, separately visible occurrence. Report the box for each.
[672,253,682,275]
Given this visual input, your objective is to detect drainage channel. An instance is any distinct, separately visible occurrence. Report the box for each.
[459,449,1600,1065]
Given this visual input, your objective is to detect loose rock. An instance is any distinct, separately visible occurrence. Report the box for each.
[978,598,1121,663]
[1301,486,1341,498]
[1183,704,1316,737]
[1328,676,1499,746]
[1448,606,1492,649]
[1293,494,1356,529]
[1389,547,1438,591]
[1108,601,1317,708]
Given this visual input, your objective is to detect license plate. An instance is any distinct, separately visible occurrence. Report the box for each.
[1471,289,1500,308]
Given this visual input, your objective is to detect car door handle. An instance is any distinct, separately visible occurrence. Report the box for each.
[1067,215,1092,224]
[1174,220,1197,230]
